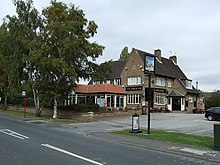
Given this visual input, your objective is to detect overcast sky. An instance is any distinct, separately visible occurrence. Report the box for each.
[1,0,220,92]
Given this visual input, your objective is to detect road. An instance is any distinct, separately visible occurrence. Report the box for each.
[0,113,218,165]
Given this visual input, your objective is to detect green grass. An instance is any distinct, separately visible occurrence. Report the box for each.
[113,129,214,149]
[0,108,91,124]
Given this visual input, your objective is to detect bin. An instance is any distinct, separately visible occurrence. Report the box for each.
[214,124,220,150]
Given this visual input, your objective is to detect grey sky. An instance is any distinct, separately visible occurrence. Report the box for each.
[1,0,219,92]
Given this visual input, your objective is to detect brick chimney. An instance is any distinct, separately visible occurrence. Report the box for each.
[154,49,161,61]
[169,55,177,64]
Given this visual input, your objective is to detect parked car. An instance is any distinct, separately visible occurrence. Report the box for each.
[205,107,220,121]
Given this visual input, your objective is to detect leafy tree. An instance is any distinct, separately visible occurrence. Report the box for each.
[205,90,220,109]
[119,46,130,60]
[5,0,44,116]
[92,61,113,83]
[0,25,24,110]
[4,0,104,118]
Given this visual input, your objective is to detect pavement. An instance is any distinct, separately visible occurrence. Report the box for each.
[90,132,220,164]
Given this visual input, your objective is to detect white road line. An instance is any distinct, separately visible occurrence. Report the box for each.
[186,128,212,135]
[0,129,29,140]
[41,144,103,165]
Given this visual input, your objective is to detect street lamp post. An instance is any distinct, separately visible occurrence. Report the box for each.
[22,91,26,118]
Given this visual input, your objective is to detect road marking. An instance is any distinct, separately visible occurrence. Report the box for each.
[186,128,212,135]
[41,144,103,165]
[0,129,29,140]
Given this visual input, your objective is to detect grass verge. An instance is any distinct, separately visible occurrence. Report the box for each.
[0,108,92,124]
[113,129,214,149]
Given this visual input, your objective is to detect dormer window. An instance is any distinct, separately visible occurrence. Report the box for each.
[182,79,192,89]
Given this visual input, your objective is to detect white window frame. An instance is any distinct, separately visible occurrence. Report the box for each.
[167,79,172,88]
[156,77,165,87]
[155,95,166,105]
[127,94,141,104]
[128,77,141,86]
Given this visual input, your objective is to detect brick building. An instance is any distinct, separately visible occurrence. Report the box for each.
[90,48,205,112]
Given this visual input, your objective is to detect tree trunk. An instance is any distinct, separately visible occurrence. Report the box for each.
[53,96,57,119]
[4,97,7,111]
[32,87,41,117]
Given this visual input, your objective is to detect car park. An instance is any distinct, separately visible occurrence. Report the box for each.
[205,107,220,121]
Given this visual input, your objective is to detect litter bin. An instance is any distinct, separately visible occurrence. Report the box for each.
[214,124,220,150]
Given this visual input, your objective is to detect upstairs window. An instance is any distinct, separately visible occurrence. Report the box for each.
[114,78,121,85]
[182,80,192,89]
[167,79,172,88]
[128,77,141,86]
[156,77,165,87]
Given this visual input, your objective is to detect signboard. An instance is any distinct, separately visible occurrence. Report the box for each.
[22,91,26,97]
[144,55,155,73]
[126,86,143,91]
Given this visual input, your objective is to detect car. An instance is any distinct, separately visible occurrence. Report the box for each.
[205,107,220,121]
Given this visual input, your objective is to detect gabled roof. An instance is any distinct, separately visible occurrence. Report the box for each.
[135,48,187,79]
[74,84,126,95]
[167,90,185,97]
[110,60,127,78]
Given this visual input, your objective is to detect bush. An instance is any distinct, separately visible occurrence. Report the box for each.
[57,103,100,113]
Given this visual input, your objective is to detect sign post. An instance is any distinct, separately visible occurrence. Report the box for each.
[144,54,155,134]
[22,91,26,118]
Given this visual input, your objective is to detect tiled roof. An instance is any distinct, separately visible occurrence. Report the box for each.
[75,84,126,95]
[88,60,127,84]
[110,60,127,78]
[135,48,187,79]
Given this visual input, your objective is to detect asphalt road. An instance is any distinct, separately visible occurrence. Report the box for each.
[64,113,217,137]
[0,113,217,165]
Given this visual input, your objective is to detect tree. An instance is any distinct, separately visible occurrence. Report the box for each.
[4,0,104,118]
[0,24,24,110]
[119,46,130,60]
[92,61,113,83]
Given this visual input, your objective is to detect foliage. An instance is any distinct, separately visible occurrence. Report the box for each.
[205,90,220,109]
[92,60,113,82]
[57,103,100,112]
[1,0,104,116]
[119,46,130,60]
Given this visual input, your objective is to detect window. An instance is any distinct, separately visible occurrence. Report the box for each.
[106,80,111,84]
[156,77,165,86]
[182,80,192,89]
[93,81,101,85]
[114,78,121,85]
[77,95,86,104]
[168,79,172,88]
[128,77,141,86]
[155,95,166,105]
[116,96,124,107]
[127,94,141,104]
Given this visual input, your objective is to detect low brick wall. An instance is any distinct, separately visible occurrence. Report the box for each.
[3,105,141,119]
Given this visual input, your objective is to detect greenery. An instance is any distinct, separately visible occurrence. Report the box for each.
[119,46,131,60]
[113,129,214,149]
[205,90,220,109]
[0,0,110,117]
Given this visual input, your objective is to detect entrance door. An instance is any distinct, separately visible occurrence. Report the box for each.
[172,98,181,111]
